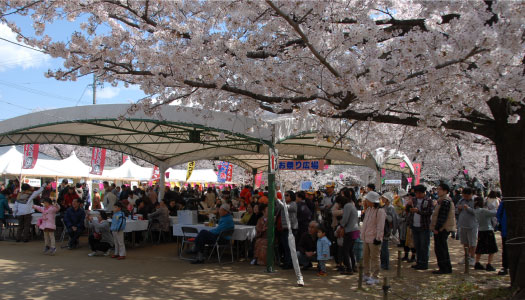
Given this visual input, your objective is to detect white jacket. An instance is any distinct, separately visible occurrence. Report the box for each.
[13,184,46,217]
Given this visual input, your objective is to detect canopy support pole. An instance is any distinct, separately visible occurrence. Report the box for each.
[252,168,257,188]
[158,164,167,201]
[376,169,382,191]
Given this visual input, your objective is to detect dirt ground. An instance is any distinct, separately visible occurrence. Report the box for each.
[0,233,512,300]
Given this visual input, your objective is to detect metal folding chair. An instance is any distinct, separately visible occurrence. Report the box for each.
[179,226,199,260]
[207,228,235,264]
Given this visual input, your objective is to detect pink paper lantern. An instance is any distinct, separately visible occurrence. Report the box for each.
[381,169,386,176]
[400,162,406,168]
[407,178,413,183]
[463,169,469,175]
[339,174,344,179]
[219,185,224,189]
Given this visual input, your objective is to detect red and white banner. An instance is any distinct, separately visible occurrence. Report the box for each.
[413,163,422,185]
[22,144,39,169]
[151,166,160,180]
[122,155,129,164]
[226,164,233,182]
[89,147,107,175]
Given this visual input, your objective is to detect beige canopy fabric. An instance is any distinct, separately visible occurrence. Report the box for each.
[0,104,380,172]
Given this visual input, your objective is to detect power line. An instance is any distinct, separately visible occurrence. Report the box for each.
[0,79,90,104]
[0,37,47,53]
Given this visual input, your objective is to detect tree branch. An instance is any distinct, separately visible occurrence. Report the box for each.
[266,0,341,78]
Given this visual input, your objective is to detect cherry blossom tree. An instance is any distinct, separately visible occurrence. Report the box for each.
[1,0,524,293]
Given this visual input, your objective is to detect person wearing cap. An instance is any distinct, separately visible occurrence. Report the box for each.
[321,182,336,210]
[410,184,435,270]
[380,192,398,270]
[191,203,234,264]
[360,191,386,285]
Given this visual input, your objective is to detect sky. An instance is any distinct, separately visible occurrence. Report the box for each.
[0,16,146,121]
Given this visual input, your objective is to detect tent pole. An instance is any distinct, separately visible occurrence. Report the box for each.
[252,168,257,188]
[158,164,167,202]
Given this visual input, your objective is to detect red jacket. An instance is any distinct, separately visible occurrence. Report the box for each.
[63,192,79,209]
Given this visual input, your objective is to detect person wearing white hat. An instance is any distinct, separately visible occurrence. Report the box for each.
[191,203,234,264]
[360,191,386,285]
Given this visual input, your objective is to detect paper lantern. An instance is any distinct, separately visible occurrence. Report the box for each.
[400,162,406,168]
[463,169,468,175]
[339,174,344,179]
[407,178,413,183]
[381,169,386,176]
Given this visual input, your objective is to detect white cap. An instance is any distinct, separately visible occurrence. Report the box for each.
[382,192,394,203]
[365,191,380,204]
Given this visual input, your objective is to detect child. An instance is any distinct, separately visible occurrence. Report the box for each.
[474,196,498,271]
[33,198,60,255]
[316,225,331,276]
[111,202,127,260]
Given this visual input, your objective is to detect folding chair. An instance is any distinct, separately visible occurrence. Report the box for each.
[179,226,199,260]
[59,218,70,248]
[207,229,235,264]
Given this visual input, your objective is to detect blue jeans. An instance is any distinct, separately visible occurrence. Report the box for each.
[412,227,430,268]
[380,239,390,269]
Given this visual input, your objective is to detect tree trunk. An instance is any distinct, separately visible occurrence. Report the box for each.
[490,97,525,296]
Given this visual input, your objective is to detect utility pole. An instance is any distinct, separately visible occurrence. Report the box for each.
[92,74,96,105]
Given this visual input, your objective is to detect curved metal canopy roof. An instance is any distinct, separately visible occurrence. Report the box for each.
[0,104,380,171]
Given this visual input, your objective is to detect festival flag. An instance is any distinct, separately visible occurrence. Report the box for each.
[122,154,129,164]
[226,163,234,182]
[186,161,195,181]
[22,144,39,169]
[254,171,263,188]
[413,163,422,185]
[151,166,160,180]
[89,147,107,175]
[217,161,229,183]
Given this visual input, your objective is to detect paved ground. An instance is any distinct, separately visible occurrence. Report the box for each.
[0,234,511,300]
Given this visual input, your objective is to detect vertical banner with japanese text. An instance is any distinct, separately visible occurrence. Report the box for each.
[22,144,39,169]
[413,163,422,185]
[89,147,107,175]
[151,166,160,181]
[217,161,229,183]
[186,161,195,181]
[226,163,234,182]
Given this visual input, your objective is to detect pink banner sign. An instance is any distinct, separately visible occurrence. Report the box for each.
[254,171,263,188]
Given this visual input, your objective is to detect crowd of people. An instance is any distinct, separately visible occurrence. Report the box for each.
[0,178,509,284]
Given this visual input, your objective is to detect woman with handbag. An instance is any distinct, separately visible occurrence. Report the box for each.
[87,211,114,256]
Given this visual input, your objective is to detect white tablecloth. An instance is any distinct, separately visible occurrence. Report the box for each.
[108,219,149,233]
[172,224,256,241]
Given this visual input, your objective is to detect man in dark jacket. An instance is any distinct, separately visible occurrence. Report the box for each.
[296,191,312,239]
[410,185,435,270]
[296,221,319,270]
[64,199,85,249]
